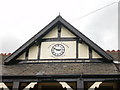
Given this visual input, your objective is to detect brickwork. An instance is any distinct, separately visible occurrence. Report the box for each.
[106,50,120,61]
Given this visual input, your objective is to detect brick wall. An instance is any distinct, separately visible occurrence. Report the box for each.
[0,53,11,64]
[106,50,120,61]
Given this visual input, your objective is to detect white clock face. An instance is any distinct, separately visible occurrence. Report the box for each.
[51,44,65,56]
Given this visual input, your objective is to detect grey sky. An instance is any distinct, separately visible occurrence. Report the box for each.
[0,0,119,53]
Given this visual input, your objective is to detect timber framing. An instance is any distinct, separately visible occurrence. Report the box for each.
[37,43,41,60]
[17,59,106,64]
[4,15,113,64]
[1,74,120,90]
[2,74,120,82]
[41,38,77,42]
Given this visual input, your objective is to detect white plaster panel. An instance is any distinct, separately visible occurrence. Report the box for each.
[43,27,58,38]
[28,45,38,59]
[40,41,76,59]
[78,43,89,58]
[92,50,102,58]
[17,52,26,60]
[61,26,76,38]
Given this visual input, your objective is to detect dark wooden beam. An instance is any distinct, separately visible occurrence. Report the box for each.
[25,49,29,60]
[35,40,39,46]
[58,24,61,39]
[78,38,82,43]
[89,47,92,60]
[2,74,120,82]
[38,43,41,60]
[41,38,77,42]
[12,80,20,90]
[56,79,77,82]
[84,78,111,81]
[76,40,78,59]
[77,78,84,90]
[18,59,102,64]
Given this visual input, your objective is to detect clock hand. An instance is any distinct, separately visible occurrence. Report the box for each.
[55,49,61,51]
[53,47,61,51]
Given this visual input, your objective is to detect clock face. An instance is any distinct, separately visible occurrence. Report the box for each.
[51,44,65,56]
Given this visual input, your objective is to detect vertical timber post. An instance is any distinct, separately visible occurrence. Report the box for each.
[118,1,120,63]
[89,47,92,60]
[13,80,20,90]
[58,23,61,40]
[77,78,84,90]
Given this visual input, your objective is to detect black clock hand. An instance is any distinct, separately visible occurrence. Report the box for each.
[53,47,61,51]
[56,49,61,51]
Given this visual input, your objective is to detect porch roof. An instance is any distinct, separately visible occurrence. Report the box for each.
[2,63,119,76]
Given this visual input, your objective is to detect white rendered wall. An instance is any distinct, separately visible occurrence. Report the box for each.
[92,50,102,58]
[40,41,76,59]
[43,27,58,38]
[28,45,38,59]
[17,52,26,60]
[78,43,89,58]
[61,26,76,38]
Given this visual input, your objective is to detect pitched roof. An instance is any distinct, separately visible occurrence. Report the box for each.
[1,52,120,76]
[2,63,119,76]
[4,15,113,64]
[0,52,120,76]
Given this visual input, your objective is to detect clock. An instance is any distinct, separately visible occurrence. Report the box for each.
[51,44,65,56]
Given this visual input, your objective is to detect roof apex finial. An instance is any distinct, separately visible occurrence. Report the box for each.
[59,12,61,16]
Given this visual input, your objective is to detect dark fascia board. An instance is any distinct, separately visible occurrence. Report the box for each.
[2,74,120,79]
[4,16,60,64]
[4,15,113,64]
[58,16,113,61]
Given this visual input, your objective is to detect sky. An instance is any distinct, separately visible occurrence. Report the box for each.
[0,0,119,53]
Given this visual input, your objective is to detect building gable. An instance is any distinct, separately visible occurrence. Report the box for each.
[43,26,58,38]
[4,15,113,64]
[61,26,76,38]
